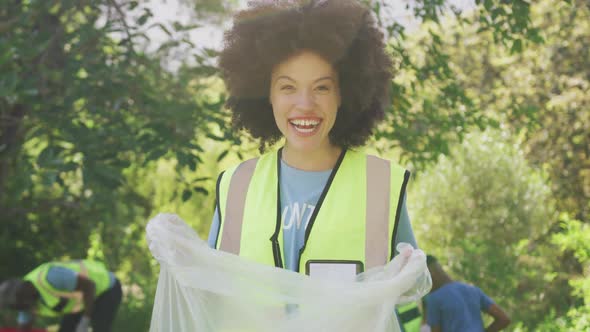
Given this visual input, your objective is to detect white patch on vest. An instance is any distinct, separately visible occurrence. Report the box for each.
[282,202,315,230]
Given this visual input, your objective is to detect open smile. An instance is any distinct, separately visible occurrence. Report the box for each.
[288,118,322,135]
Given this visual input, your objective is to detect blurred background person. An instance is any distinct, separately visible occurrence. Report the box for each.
[424,255,511,332]
[0,260,121,332]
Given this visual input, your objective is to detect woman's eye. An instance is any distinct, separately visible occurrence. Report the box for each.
[280,85,294,91]
[315,85,330,92]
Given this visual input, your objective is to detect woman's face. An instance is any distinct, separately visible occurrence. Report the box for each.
[270,50,341,154]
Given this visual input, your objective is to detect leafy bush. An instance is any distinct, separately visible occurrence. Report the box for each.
[410,129,558,326]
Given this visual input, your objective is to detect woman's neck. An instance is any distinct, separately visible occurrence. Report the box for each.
[281,144,342,171]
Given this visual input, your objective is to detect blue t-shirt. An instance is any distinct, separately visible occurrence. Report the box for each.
[18,266,116,324]
[425,281,494,332]
[208,159,417,271]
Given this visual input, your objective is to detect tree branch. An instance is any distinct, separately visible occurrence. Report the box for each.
[107,0,137,54]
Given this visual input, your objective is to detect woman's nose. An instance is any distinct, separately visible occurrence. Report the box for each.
[294,89,315,110]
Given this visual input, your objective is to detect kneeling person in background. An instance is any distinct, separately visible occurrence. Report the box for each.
[0,260,121,332]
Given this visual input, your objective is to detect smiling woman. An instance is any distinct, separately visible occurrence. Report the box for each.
[200,0,429,330]
[212,0,422,274]
[218,0,393,152]
[270,50,342,170]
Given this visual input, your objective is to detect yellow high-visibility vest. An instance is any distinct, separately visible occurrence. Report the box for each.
[24,260,111,317]
[397,302,422,332]
[215,148,410,273]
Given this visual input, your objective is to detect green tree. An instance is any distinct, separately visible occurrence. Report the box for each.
[400,0,590,220]
[368,0,557,167]
[0,0,227,329]
[525,216,590,331]
[0,0,221,266]
[550,216,590,330]
[403,0,589,328]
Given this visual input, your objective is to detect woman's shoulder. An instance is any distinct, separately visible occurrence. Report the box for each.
[347,149,407,172]
[217,150,276,180]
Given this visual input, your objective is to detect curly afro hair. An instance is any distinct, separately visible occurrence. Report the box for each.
[218,0,393,149]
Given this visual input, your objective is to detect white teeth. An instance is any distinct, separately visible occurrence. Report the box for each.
[293,126,315,133]
[290,119,320,126]
[289,119,320,134]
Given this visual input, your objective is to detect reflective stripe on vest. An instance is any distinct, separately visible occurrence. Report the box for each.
[24,260,111,317]
[218,157,259,255]
[216,149,410,272]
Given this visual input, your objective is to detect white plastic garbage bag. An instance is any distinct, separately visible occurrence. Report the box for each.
[146,213,431,332]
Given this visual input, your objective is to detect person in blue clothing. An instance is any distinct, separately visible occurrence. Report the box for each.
[424,255,511,332]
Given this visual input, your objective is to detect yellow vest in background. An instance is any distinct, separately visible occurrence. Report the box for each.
[24,260,111,317]
[397,302,422,332]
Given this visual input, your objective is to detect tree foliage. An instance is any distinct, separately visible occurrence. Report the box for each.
[414,0,590,221]
[0,0,220,263]
[410,129,560,326]
[407,0,589,328]
[368,0,555,167]
[0,0,224,329]
[526,216,590,331]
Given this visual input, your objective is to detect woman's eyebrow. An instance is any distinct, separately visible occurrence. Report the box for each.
[274,75,295,84]
[274,75,335,84]
[313,76,335,83]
